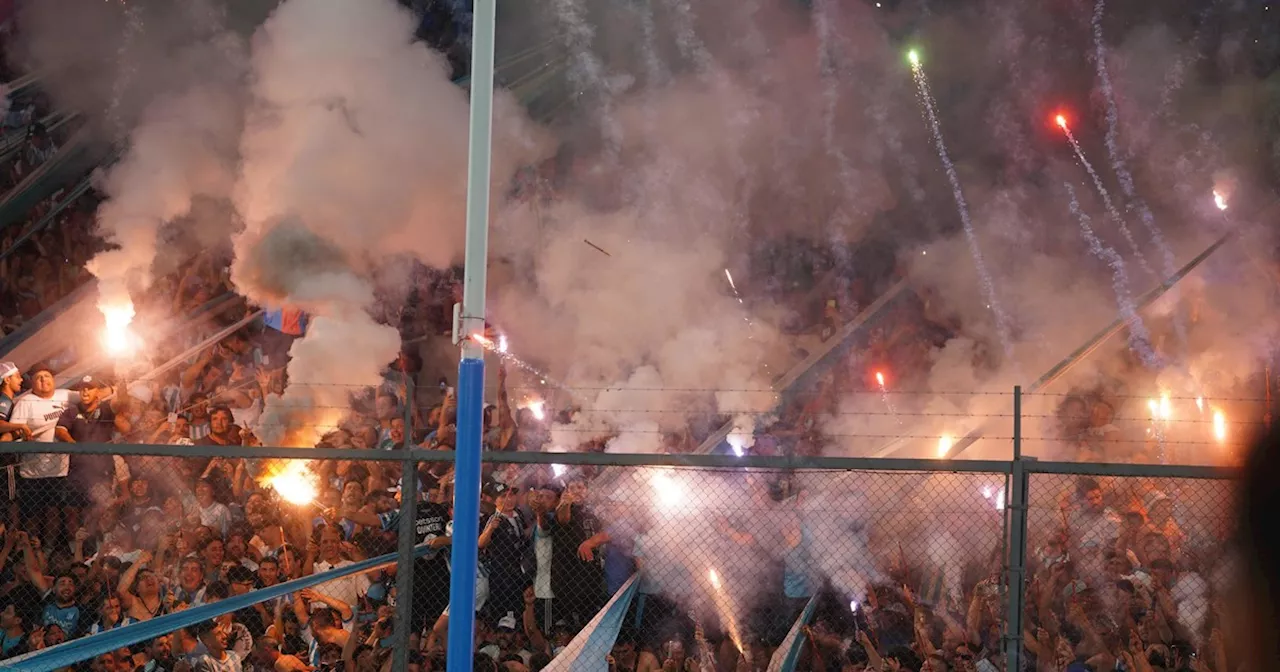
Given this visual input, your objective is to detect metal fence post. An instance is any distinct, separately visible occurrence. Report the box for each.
[1004,386,1027,671]
[392,377,420,672]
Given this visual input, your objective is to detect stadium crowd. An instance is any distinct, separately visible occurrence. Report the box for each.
[0,222,1241,672]
[0,20,1247,672]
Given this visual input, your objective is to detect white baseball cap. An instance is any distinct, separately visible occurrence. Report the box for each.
[0,361,18,381]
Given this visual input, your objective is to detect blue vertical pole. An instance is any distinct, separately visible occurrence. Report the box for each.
[447,0,495,668]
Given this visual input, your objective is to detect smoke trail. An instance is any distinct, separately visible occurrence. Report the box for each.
[551,0,623,157]
[1091,0,1185,346]
[636,0,668,91]
[1064,182,1160,368]
[1156,3,1215,121]
[106,1,145,142]
[1060,125,1157,280]
[812,0,863,230]
[869,81,928,214]
[910,62,1015,362]
[659,0,713,70]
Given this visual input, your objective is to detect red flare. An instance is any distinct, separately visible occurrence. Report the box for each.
[1055,114,1068,129]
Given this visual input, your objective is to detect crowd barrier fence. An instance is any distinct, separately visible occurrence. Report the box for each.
[0,426,1239,672]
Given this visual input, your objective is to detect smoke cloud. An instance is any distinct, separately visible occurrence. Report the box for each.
[226,0,549,443]
[6,0,1272,467]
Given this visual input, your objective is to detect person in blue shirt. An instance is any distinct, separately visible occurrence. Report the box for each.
[0,599,28,660]
[39,574,82,637]
[0,360,30,441]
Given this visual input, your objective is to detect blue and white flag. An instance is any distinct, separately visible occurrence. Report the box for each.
[544,574,640,672]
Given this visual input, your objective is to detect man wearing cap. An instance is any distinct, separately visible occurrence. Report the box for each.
[58,375,132,510]
[479,481,529,624]
[0,361,30,441]
[7,365,79,545]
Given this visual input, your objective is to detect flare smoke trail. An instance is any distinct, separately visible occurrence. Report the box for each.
[812,0,862,230]
[660,0,714,70]
[635,0,667,91]
[1091,0,1185,346]
[106,2,145,142]
[552,0,623,157]
[1063,182,1158,367]
[1059,121,1158,281]
[909,59,1014,361]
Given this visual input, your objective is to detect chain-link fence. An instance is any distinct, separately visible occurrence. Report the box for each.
[0,443,1241,672]
[1019,469,1239,671]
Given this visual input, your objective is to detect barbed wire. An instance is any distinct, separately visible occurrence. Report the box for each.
[211,403,1269,427]
[157,380,1279,404]
[154,421,1251,446]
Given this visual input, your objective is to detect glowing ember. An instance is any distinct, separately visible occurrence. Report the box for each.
[1213,410,1227,442]
[101,303,137,357]
[268,462,317,505]
[498,334,509,353]
[724,268,738,292]
[875,372,885,388]
[1158,393,1172,421]
[937,433,953,458]
[1055,114,1067,129]
[907,50,920,66]
[472,332,491,347]
[1213,190,1228,211]
[527,399,546,421]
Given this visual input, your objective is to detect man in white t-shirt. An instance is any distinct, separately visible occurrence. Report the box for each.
[8,365,79,544]
[308,525,369,615]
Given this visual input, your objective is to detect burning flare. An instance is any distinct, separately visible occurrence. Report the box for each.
[268,461,318,505]
[875,371,886,388]
[1213,409,1227,443]
[1055,114,1068,129]
[527,399,546,421]
[651,471,687,513]
[706,568,746,655]
[101,302,138,357]
[937,433,953,458]
[1213,190,1228,211]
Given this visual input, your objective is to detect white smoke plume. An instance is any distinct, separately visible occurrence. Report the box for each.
[87,80,245,318]
[80,1,247,338]
[229,0,548,444]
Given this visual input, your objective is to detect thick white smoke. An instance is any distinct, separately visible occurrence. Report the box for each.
[84,3,247,342]
[87,81,245,319]
[229,0,548,444]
